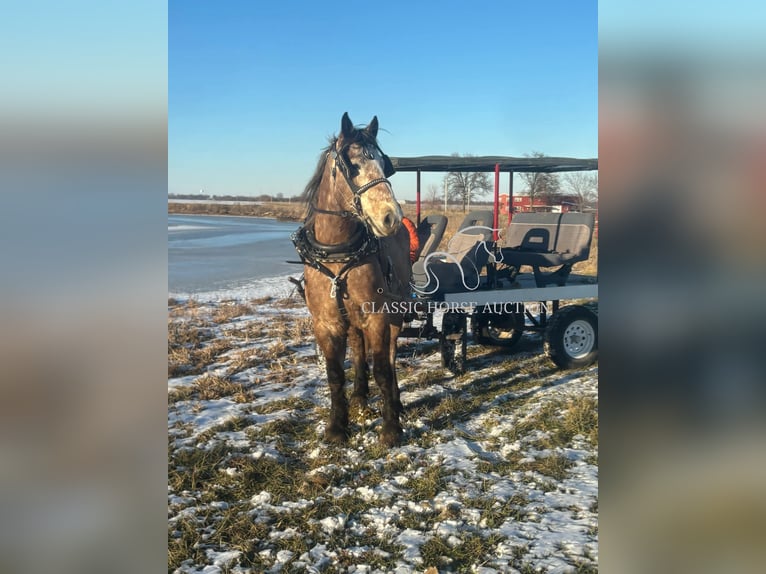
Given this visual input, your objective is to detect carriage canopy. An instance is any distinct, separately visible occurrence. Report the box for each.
[389,155,597,173]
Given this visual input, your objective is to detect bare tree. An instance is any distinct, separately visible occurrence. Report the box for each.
[563,172,598,211]
[518,152,561,211]
[426,183,440,208]
[443,154,493,212]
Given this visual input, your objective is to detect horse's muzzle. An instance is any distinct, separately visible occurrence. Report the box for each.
[369,205,402,237]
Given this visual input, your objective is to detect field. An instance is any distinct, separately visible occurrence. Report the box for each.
[168,202,598,572]
[168,297,598,573]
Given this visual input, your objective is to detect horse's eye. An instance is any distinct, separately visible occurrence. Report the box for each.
[362,148,374,160]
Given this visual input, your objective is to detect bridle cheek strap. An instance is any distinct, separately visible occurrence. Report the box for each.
[329,145,393,217]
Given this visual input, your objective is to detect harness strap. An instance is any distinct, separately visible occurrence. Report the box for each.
[291,223,380,321]
[292,224,374,263]
[309,203,356,219]
[291,140,395,319]
[305,258,356,321]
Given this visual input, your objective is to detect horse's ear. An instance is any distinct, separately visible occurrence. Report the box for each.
[341,112,354,139]
[365,116,379,139]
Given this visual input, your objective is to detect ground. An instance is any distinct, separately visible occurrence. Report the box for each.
[168,292,598,574]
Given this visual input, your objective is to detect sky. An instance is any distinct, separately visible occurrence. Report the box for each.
[169,0,597,201]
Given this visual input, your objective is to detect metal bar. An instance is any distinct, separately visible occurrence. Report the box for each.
[416,170,421,225]
[493,163,500,241]
[443,283,598,305]
[508,171,514,225]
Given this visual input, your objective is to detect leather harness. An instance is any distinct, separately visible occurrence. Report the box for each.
[290,140,397,318]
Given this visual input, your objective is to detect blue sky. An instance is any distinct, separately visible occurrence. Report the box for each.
[169,0,597,200]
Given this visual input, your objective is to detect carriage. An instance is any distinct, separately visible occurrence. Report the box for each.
[292,113,596,444]
[390,154,599,375]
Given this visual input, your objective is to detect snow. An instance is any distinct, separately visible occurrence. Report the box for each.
[168,278,598,573]
[168,397,250,436]
[169,273,297,304]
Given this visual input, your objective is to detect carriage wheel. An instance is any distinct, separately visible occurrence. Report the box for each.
[544,305,598,369]
[440,310,467,375]
[472,308,524,349]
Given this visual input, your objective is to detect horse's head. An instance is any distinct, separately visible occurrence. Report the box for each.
[333,112,402,237]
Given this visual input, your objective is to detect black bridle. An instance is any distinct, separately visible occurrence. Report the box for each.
[310,141,396,220]
[291,140,398,309]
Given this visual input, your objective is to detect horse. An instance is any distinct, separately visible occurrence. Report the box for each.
[292,112,411,446]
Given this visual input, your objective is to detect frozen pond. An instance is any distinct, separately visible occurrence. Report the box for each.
[168,215,301,298]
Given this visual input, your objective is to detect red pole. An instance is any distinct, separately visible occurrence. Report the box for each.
[493,163,500,241]
[508,171,514,225]
[416,170,421,225]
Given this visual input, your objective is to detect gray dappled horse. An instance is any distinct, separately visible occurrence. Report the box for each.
[293,113,410,446]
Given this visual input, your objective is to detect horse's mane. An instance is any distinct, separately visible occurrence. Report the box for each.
[300,125,381,218]
[299,138,333,212]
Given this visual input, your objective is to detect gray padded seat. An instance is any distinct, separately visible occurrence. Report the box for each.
[412,214,447,287]
[415,214,448,261]
[413,211,495,297]
[499,212,595,286]
[500,212,594,266]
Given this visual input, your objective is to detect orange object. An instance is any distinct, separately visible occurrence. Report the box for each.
[401,217,419,263]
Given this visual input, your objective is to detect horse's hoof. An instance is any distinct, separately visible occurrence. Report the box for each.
[324,424,349,444]
[379,422,403,447]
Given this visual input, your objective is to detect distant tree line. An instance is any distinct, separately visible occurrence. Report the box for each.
[168,193,295,202]
[168,200,304,221]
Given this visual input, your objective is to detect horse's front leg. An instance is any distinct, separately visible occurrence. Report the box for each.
[348,328,370,417]
[316,331,349,443]
[371,326,403,447]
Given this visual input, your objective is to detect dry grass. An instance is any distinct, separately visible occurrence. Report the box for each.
[223,322,268,343]
[273,296,305,309]
[168,293,598,573]
[573,241,598,276]
[289,315,314,340]
[212,302,255,324]
[225,348,260,376]
[420,532,508,571]
[498,394,599,450]
[194,373,252,402]
[168,327,235,378]
[169,200,305,221]
[523,453,576,481]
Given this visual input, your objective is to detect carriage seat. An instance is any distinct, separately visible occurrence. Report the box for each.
[414,214,448,262]
[499,212,595,287]
[413,210,494,298]
[412,215,448,289]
